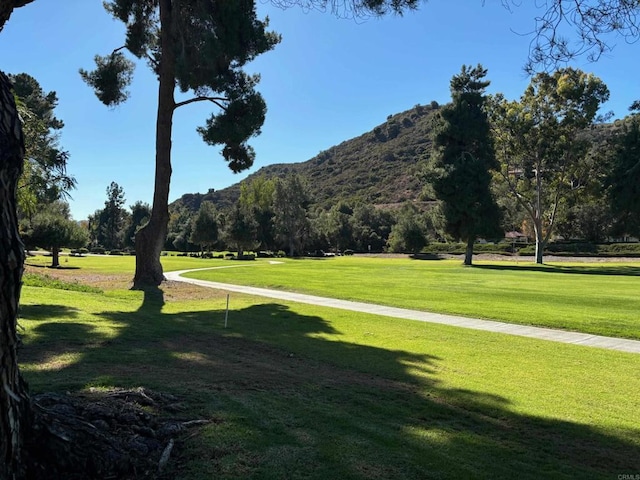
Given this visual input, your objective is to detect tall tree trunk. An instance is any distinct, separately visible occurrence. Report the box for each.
[133,0,175,288]
[464,236,474,266]
[534,227,545,265]
[0,71,31,480]
[51,246,59,268]
[534,167,545,265]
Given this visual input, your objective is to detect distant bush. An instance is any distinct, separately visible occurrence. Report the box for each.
[225,253,235,259]
[276,250,286,258]
[90,247,106,254]
[109,249,123,256]
[343,249,354,255]
[422,242,514,255]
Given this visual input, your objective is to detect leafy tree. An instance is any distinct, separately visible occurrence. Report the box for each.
[25,202,88,267]
[224,203,258,258]
[273,174,311,256]
[491,68,609,263]
[166,203,198,252]
[190,201,219,253]
[239,175,276,251]
[12,73,75,218]
[387,202,427,253]
[606,116,640,237]
[427,64,501,266]
[351,203,394,252]
[80,1,280,287]
[317,202,355,253]
[124,201,151,249]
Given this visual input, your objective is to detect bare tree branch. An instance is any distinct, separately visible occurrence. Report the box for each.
[174,96,228,110]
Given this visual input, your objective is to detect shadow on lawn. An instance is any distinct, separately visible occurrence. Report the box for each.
[20,289,640,479]
[475,262,640,276]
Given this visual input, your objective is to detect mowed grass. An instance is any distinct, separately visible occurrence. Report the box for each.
[184,256,640,340]
[17,255,640,479]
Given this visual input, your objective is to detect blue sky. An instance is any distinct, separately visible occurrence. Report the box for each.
[2,1,638,221]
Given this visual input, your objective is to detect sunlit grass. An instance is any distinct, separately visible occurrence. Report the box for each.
[183,256,640,339]
[18,275,640,479]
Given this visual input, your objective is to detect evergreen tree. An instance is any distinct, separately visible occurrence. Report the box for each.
[239,175,276,251]
[273,174,311,256]
[124,201,151,249]
[89,182,129,250]
[427,64,501,266]
[224,203,258,258]
[80,1,281,286]
[11,73,75,217]
[190,201,219,253]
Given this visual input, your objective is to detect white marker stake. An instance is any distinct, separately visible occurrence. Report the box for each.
[224,293,230,328]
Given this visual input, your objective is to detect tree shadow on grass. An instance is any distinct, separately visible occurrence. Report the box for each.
[18,289,640,479]
[475,262,640,276]
[20,304,80,321]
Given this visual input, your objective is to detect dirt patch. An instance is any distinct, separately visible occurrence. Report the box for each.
[24,388,208,480]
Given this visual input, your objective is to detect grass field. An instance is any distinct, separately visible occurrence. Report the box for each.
[18,254,640,479]
[183,255,640,339]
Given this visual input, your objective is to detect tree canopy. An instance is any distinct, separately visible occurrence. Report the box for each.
[12,73,75,217]
[491,67,610,263]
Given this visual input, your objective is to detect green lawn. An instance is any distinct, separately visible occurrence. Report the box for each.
[182,256,640,339]
[17,257,640,479]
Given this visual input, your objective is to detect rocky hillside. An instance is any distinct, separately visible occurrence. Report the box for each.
[171,102,441,213]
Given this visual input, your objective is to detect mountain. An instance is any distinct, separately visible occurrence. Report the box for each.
[171,102,442,213]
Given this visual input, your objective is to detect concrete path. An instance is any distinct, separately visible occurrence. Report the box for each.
[165,268,640,354]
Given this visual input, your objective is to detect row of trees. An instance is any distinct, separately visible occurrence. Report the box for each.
[427,64,640,265]
[12,68,638,269]
[166,177,438,257]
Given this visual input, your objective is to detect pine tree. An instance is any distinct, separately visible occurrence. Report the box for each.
[80,1,280,286]
[427,64,501,266]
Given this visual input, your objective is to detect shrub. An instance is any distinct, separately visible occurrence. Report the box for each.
[91,246,106,255]
[343,249,354,255]
[109,249,123,256]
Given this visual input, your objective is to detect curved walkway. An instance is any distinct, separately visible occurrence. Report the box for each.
[166,268,640,354]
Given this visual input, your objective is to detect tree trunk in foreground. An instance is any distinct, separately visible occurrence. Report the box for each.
[0,71,31,480]
[464,236,474,266]
[133,0,175,288]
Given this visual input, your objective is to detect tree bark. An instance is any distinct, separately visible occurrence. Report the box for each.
[133,0,175,288]
[0,71,31,480]
[51,246,59,268]
[534,223,545,265]
[464,236,474,266]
